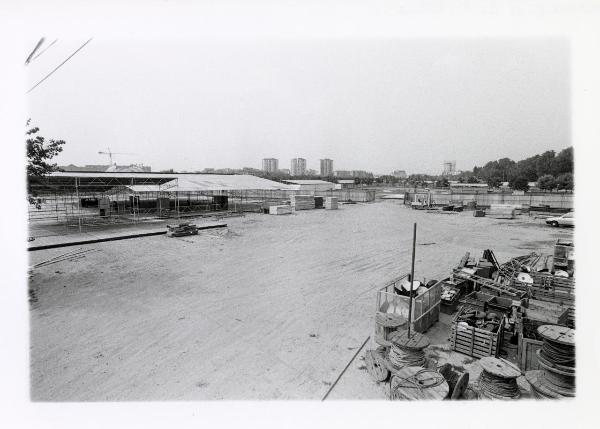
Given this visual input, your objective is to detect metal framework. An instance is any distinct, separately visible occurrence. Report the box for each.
[27,174,376,238]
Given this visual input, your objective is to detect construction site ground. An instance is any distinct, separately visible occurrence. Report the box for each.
[28,201,573,400]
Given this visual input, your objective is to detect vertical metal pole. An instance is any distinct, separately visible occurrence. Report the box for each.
[76,178,82,233]
[407,222,417,338]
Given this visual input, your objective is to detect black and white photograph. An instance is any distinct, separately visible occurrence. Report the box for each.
[1,1,599,428]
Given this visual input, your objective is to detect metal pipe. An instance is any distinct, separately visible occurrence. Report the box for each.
[407,222,417,337]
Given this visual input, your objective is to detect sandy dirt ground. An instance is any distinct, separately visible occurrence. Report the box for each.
[29,201,573,400]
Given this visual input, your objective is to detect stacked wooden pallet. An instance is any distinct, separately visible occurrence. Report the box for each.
[290,195,315,211]
[269,205,292,215]
[166,223,199,237]
[325,197,338,210]
[450,306,504,358]
[485,204,516,219]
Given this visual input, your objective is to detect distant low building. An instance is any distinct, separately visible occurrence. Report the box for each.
[392,170,407,179]
[59,164,110,172]
[282,179,336,192]
[60,164,151,172]
[449,182,488,188]
[352,170,373,179]
[278,168,290,175]
[334,170,353,178]
[337,179,356,189]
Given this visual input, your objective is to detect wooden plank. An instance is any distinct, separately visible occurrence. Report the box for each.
[520,337,543,370]
[453,343,497,358]
[453,332,498,346]
[454,341,497,356]
[453,328,500,342]
[454,337,497,353]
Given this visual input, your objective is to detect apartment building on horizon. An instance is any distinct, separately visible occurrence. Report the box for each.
[320,158,334,177]
[290,158,307,176]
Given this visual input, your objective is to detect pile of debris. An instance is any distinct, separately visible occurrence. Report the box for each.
[166,223,199,237]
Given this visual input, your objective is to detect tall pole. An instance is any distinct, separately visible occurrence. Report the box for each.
[76,177,82,233]
[407,222,417,338]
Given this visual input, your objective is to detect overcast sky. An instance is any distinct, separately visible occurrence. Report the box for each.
[26,37,570,175]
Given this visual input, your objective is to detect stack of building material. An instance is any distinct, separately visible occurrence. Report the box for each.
[485,204,516,219]
[473,210,485,217]
[290,195,315,211]
[269,205,292,215]
[166,223,199,237]
[325,197,338,210]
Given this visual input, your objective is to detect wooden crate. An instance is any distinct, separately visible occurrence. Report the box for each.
[458,291,495,312]
[441,286,462,315]
[450,307,504,358]
[524,298,571,326]
[486,296,514,314]
[512,272,574,305]
[517,335,543,371]
[557,306,575,328]
[375,275,442,334]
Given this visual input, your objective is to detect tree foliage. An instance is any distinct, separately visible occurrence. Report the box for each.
[473,146,573,191]
[556,172,574,191]
[509,175,530,192]
[26,119,65,177]
[487,176,502,189]
[537,174,557,191]
[435,178,449,188]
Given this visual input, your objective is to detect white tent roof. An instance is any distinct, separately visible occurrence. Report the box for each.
[161,176,292,192]
[49,172,292,191]
[282,179,336,185]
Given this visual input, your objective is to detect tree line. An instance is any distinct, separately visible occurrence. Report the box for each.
[472,147,573,191]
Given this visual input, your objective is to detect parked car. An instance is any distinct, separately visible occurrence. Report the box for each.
[545,212,574,227]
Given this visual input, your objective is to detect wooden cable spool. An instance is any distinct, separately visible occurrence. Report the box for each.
[525,325,576,398]
[365,346,390,382]
[438,363,470,399]
[388,331,430,370]
[537,325,575,367]
[525,370,563,399]
[389,366,449,400]
[375,313,407,347]
[477,357,521,400]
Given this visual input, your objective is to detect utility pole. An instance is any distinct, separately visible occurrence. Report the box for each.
[407,222,417,338]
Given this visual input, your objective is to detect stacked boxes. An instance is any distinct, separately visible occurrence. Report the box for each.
[485,204,516,219]
[269,205,292,215]
[325,197,338,210]
[290,195,315,211]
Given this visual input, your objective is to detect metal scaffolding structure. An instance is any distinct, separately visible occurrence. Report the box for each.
[27,172,376,237]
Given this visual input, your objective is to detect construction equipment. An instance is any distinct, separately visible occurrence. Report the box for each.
[98,147,137,166]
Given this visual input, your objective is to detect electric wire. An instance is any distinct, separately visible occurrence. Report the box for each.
[27,38,93,94]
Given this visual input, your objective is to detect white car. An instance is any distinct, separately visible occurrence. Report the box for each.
[546,212,574,227]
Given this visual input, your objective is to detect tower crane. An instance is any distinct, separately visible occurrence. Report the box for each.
[98,148,137,166]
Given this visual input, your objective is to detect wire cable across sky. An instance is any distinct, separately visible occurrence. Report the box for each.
[27,38,93,94]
